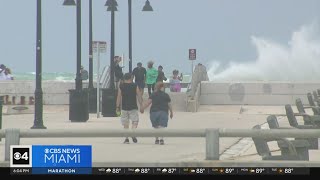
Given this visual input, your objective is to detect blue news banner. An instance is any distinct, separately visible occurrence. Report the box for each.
[9,145,312,175]
[10,145,92,175]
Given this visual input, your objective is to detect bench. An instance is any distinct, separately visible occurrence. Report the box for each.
[295,98,320,117]
[285,104,320,127]
[252,124,310,160]
[313,91,320,104]
[307,93,319,106]
[267,115,318,149]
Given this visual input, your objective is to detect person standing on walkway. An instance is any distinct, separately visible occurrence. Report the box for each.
[170,69,183,92]
[80,66,88,80]
[116,73,143,144]
[140,82,173,145]
[146,61,158,97]
[4,68,14,80]
[114,56,124,89]
[0,64,7,80]
[156,65,167,82]
[132,62,146,95]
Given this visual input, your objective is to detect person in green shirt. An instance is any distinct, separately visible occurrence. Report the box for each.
[146,61,158,97]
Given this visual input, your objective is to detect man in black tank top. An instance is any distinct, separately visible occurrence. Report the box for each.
[116,73,143,144]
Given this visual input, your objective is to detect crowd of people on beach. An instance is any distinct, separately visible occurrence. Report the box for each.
[115,60,183,145]
[0,64,14,80]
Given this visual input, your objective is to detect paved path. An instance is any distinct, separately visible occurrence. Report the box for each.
[1,105,319,164]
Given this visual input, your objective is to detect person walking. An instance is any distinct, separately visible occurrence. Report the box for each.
[140,82,173,145]
[146,61,158,97]
[132,62,146,95]
[116,73,143,144]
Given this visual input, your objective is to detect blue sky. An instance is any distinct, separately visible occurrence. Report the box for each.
[0,0,320,74]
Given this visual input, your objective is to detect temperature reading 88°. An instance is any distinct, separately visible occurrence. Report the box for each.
[196,168,206,174]
[285,168,293,174]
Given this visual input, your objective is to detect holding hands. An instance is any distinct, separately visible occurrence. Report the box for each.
[140,103,144,114]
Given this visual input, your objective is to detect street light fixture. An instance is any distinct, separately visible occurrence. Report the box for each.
[142,0,153,11]
[105,0,118,7]
[128,0,153,73]
[63,0,76,6]
[63,0,89,122]
[31,0,46,129]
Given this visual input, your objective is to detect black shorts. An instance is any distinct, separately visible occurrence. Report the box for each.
[135,81,145,89]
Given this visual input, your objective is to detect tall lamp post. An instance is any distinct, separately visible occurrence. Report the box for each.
[107,0,117,91]
[102,0,117,117]
[31,0,46,129]
[63,0,89,122]
[128,0,153,73]
[88,0,94,90]
[88,0,97,113]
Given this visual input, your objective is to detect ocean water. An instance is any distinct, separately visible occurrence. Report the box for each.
[12,72,191,83]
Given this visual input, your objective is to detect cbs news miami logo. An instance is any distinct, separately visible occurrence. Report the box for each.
[10,145,92,168]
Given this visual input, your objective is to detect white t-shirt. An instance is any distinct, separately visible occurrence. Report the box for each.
[0,68,6,80]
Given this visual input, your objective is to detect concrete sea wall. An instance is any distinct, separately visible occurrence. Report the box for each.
[0,81,76,105]
[0,81,187,108]
[200,81,320,105]
[1,80,320,106]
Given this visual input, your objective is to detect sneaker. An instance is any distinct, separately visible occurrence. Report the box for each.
[155,139,160,144]
[123,138,129,144]
[159,139,164,145]
[132,137,138,143]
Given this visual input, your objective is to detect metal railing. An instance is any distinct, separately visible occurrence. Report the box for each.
[1,128,320,161]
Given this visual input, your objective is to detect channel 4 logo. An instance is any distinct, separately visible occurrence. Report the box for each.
[10,145,32,167]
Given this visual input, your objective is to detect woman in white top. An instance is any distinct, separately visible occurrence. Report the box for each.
[4,68,14,80]
[0,64,6,80]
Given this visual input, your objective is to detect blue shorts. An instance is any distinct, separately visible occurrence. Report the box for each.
[150,111,169,128]
[135,81,145,89]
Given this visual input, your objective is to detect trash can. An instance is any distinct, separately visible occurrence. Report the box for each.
[87,88,97,113]
[69,89,89,122]
[101,88,117,117]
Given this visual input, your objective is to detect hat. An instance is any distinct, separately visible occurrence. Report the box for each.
[158,65,163,69]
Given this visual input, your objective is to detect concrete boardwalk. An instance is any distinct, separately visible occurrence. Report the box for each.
[1,105,319,166]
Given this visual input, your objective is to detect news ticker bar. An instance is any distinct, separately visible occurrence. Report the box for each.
[7,167,310,175]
